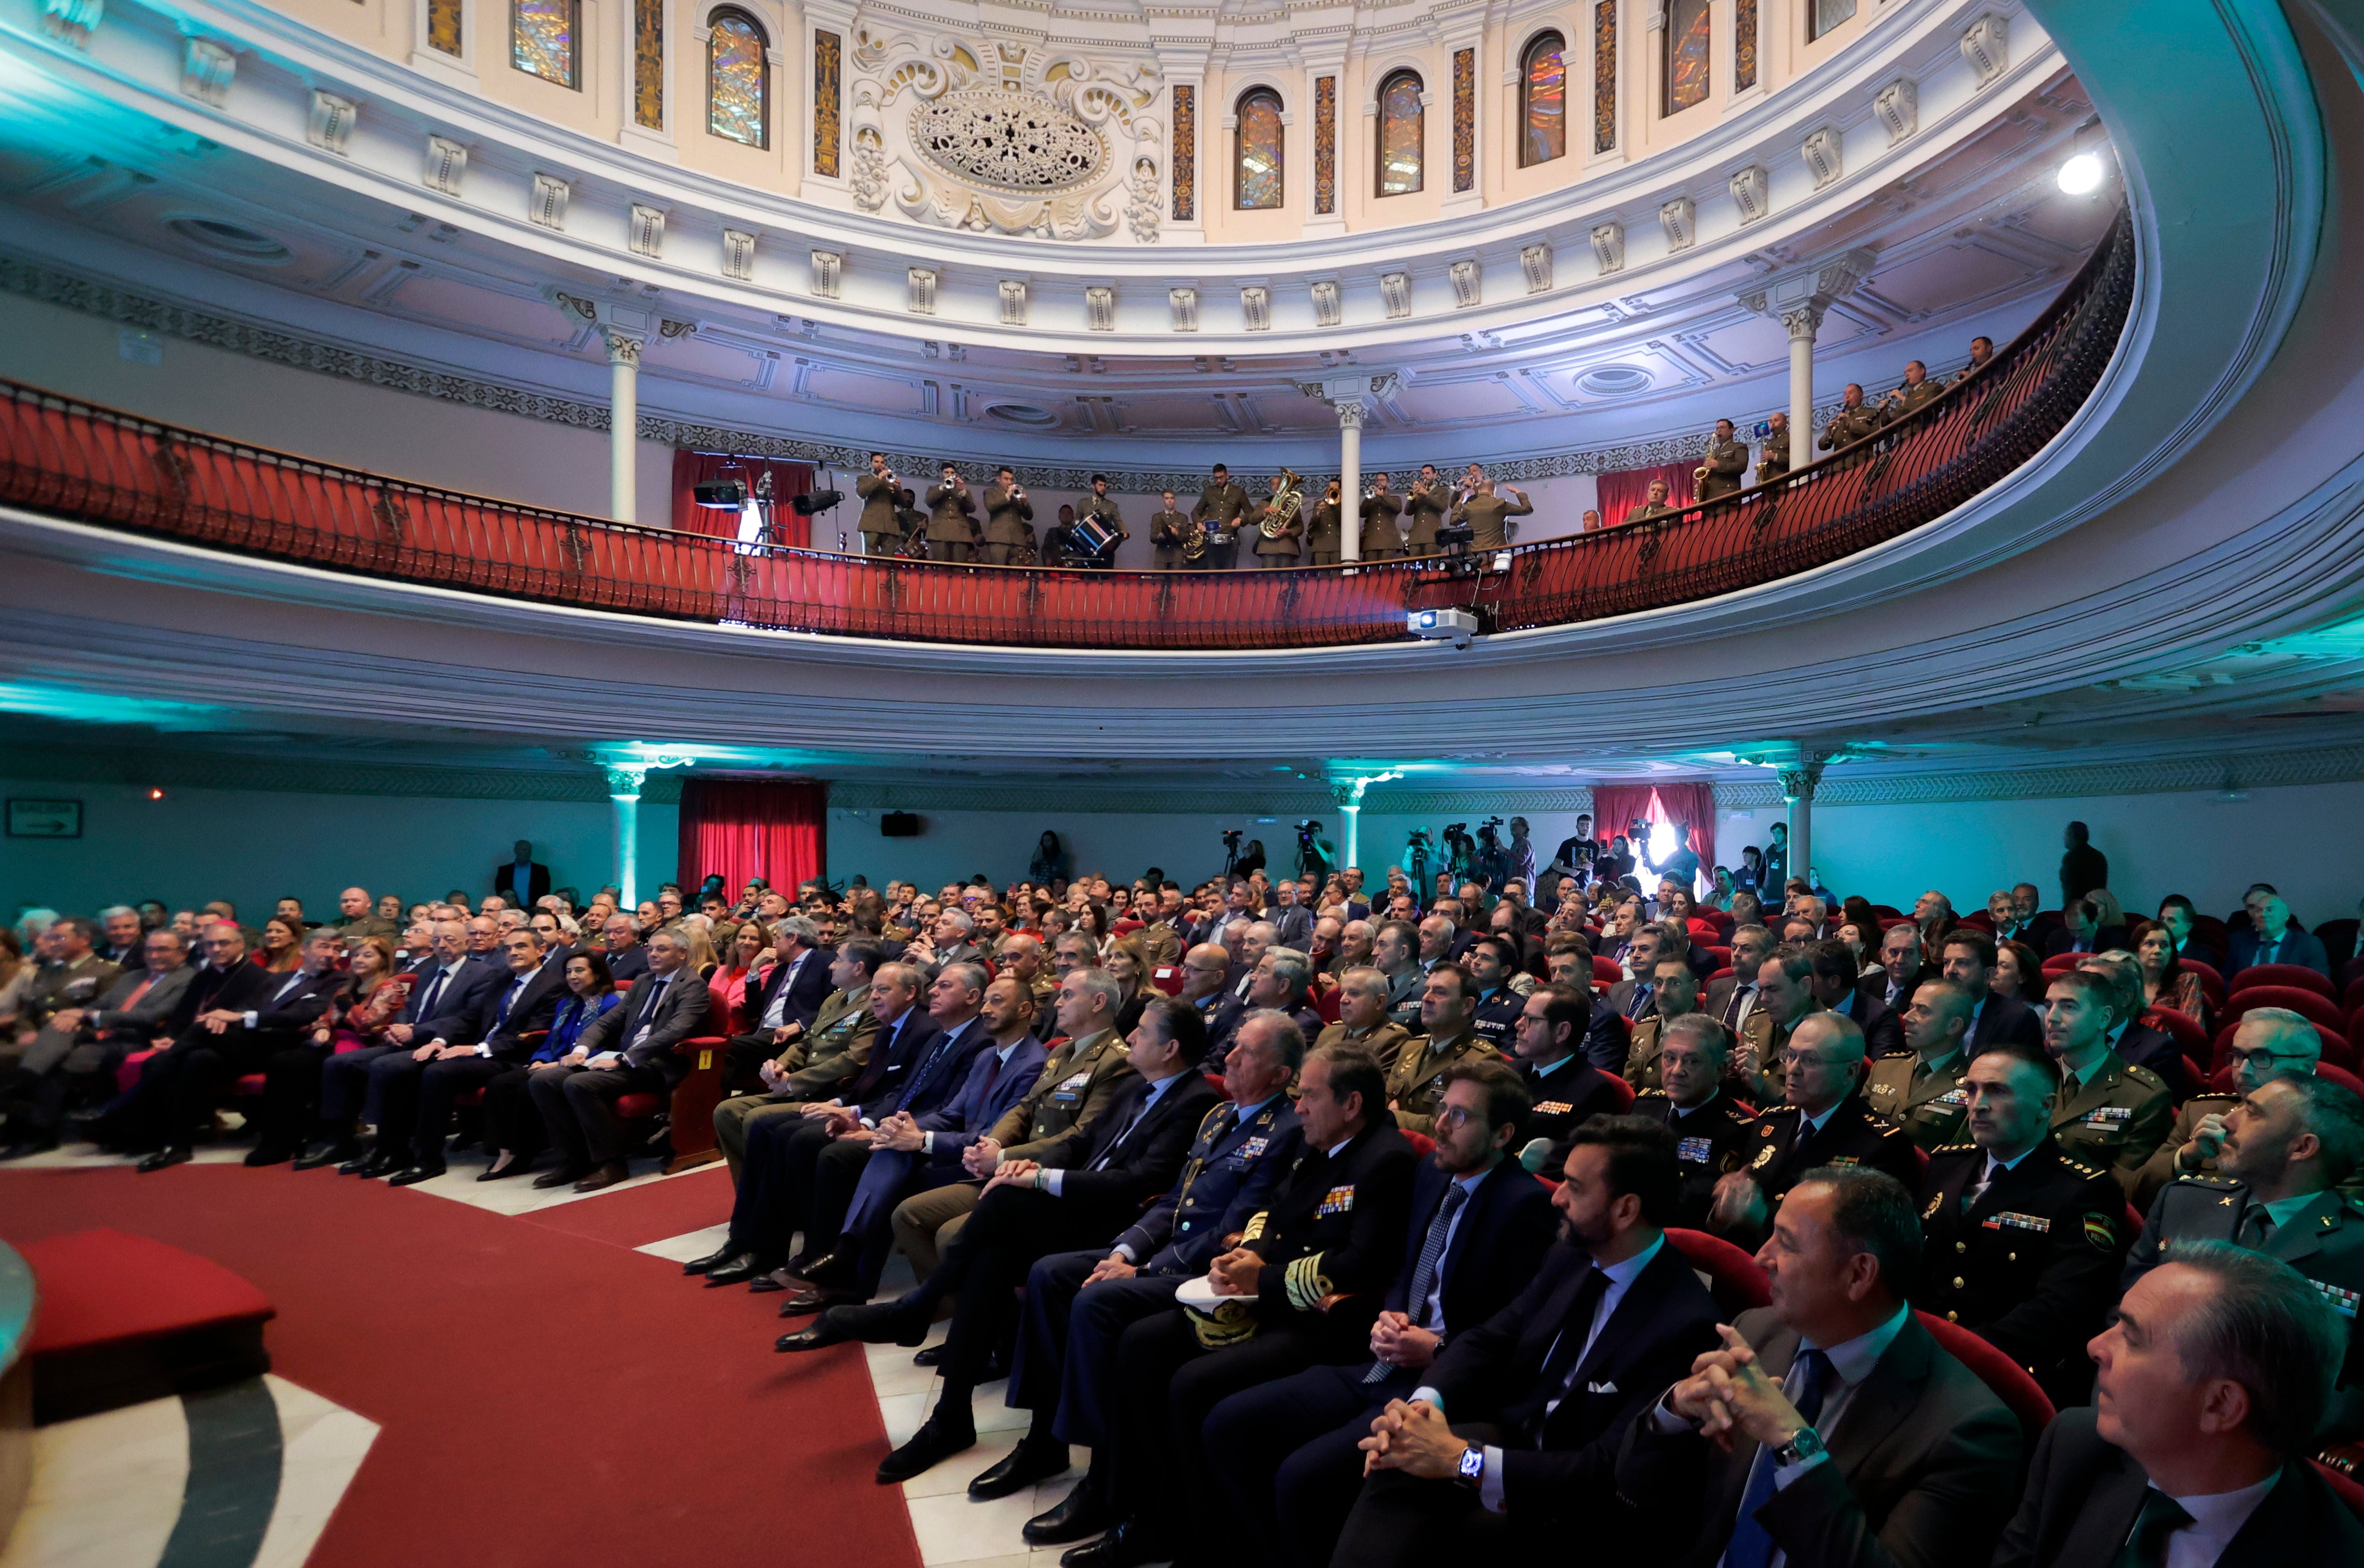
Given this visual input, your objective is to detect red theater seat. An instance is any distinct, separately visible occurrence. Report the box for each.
[2229,964,2335,1001]
[2210,1020,2355,1072]
[1665,1228,1770,1315]
[1592,957,1623,988]
[2205,1061,2364,1097]
[2315,1458,2364,1523]
[2183,959,2226,1009]
[1917,1311,2054,1438]
[607,995,733,1172]
[20,1229,275,1423]
[1402,1130,1436,1159]
[2225,986,2343,1031]
[2143,1008,2212,1078]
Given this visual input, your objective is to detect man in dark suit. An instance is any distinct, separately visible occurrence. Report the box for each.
[3,926,196,1159]
[492,838,551,909]
[784,995,1222,1489]
[1872,923,1935,1011]
[2077,951,2192,1097]
[1936,929,2043,1055]
[103,925,343,1170]
[1619,1166,2025,1567]
[1811,939,1902,1058]
[2225,894,2333,980]
[1201,1059,1556,1564]
[1706,924,1777,1033]
[527,927,713,1191]
[1995,1245,2364,1565]
[721,917,835,1085]
[2044,898,2126,960]
[371,925,571,1182]
[338,919,509,1177]
[1321,1116,1723,1566]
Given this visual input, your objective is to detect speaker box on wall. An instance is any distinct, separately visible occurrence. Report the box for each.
[881,811,922,838]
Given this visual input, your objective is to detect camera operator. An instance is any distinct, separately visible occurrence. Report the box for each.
[1295,820,1336,880]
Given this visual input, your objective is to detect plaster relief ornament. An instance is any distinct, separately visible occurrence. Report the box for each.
[850,28,1163,241]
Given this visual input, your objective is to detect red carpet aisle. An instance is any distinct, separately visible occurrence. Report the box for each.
[0,1166,921,1568]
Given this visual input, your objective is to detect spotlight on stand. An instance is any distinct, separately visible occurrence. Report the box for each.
[692,478,748,509]
[793,489,844,516]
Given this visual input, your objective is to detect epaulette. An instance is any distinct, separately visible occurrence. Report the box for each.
[2125,1063,2167,1089]
[1878,1048,1915,1059]
[1634,1088,1669,1100]
[2060,1156,2109,1182]
[2172,1172,2240,1189]
[1930,1141,1978,1156]
[2186,1092,2238,1105]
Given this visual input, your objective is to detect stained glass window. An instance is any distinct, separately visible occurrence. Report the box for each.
[1377,70,1423,196]
[512,0,577,88]
[429,0,462,58]
[1665,0,1710,115]
[633,0,662,129]
[708,8,768,149]
[1234,89,1283,209]
[1521,31,1566,166]
[1594,1,1617,153]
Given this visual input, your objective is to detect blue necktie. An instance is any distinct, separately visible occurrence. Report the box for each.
[1723,1347,1831,1568]
[1367,1182,1468,1383]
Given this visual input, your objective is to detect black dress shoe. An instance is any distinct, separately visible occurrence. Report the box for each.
[778,1287,864,1317]
[775,1320,850,1353]
[875,1414,975,1486]
[531,1166,586,1189]
[355,1150,403,1179]
[477,1156,529,1181]
[746,1270,791,1294]
[244,1145,295,1168]
[1024,1475,1116,1546]
[812,1299,931,1345]
[969,1436,1071,1500]
[789,1249,851,1285]
[1060,1519,1167,1567]
[335,1150,376,1175]
[136,1146,193,1174]
[296,1140,360,1172]
[703,1258,765,1288]
[912,1344,946,1367]
[682,1245,742,1275]
[386,1163,444,1187]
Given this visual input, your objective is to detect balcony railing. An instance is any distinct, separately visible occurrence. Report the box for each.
[0,212,2130,652]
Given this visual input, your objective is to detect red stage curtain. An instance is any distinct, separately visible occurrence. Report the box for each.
[1651,781,1717,891]
[669,451,816,547]
[1590,786,1658,853]
[1594,461,1695,527]
[676,779,826,900]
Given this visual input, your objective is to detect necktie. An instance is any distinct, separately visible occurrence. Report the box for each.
[1092,1086,1157,1170]
[415,968,450,1019]
[2237,1204,2275,1249]
[1627,983,1653,1021]
[1723,1348,1832,1568]
[1366,1183,1470,1384]
[1963,1158,2000,1213]
[1527,1265,1613,1433]
[495,978,525,1029]
[2112,1489,2193,1568]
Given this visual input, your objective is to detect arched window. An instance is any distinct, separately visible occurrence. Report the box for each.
[1376,70,1424,196]
[707,8,769,149]
[1520,32,1567,166]
[1235,88,1284,209]
[1664,0,1710,115]
[512,0,579,88]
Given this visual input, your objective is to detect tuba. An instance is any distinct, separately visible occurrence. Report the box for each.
[1260,468,1304,538]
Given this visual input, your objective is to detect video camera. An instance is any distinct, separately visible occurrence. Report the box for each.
[1476,815,1504,847]
[1222,829,1244,848]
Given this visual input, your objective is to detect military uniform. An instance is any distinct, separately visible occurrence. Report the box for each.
[1113,1093,1305,1276]
[1358,491,1405,560]
[1622,500,1678,525]
[1818,404,1883,452]
[923,478,979,562]
[1696,437,1749,502]
[1866,1047,1972,1151]
[981,482,1035,566]
[1313,1019,1413,1067]
[1077,494,1127,569]
[1381,967,1425,1033]
[328,915,399,944]
[1193,478,1250,571]
[1635,1088,1759,1229]
[1740,1092,1920,1211]
[2050,1052,2173,1193]
[855,471,904,555]
[1754,440,1791,485]
[1386,1028,1500,1137]
[1470,986,1525,1054]
[1519,1056,1630,1166]
[1401,479,1451,555]
[12,953,120,1038]
[712,982,878,1180]
[1620,1010,1732,1093]
[1453,491,1533,551]
[1917,1138,2128,1403]
[1306,496,1344,565]
[1149,507,1192,571]
[2128,1092,2240,1211]
[1885,377,1945,419]
[2127,1174,2364,1437]
[1250,491,1304,565]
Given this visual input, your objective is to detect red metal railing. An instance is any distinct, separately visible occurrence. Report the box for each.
[0,213,2129,651]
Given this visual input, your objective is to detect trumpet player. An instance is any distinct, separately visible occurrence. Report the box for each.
[1403,462,1450,557]
[1149,489,1190,571]
[1623,476,1678,525]
[1251,471,1305,566]
[1819,383,1884,452]
[1307,479,1345,565]
[924,461,979,563]
[1358,472,1405,560]
[856,451,902,556]
[1697,417,1748,503]
[1756,411,1792,484]
[982,465,1034,566]
[1452,476,1533,550]
[1193,462,1250,571]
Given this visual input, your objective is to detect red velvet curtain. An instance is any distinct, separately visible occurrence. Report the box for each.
[676,779,826,899]
[1589,786,1660,852]
[1590,782,1716,891]
[1594,462,1696,526]
[669,451,816,547]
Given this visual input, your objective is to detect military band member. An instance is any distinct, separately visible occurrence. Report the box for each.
[1451,479,1532,551]
[891,487,925,552]
[1579,507,1603,532]
[1880,359,1945,419]
[1622,477,1678,526]
[1754,412,1792,484]
[982,466,1035,566]
[1358,474,1405,561]
[1193,463,1250,571]
[1696,418,1748,502]
[1916,1046,2129,1405]
[1402,464,1450,557]
[924,462,980,563]
[1306,480,1345,566]
[1867,980,1976,1150]
[1819,383,1884,451]
[1079,475,1128,570]
[1958,336,1994,382]
[1631,1014,1759,1230]
[1149,490,1191,571]
[856,451,903,556]
[1251,473,1304,566]
[2042,967,2172,1191]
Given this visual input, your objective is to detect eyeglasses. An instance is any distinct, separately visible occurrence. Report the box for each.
[1780,1049,1845,1071]
[1432,1105,1483,1130]
[2226,1048,2303,1071]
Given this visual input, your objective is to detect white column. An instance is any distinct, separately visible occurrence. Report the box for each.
[1338,400,1365,563]
[605,764,646,908]
[1777,746,1826,895]
[604,328,644,525]
[1783,305,1820,469]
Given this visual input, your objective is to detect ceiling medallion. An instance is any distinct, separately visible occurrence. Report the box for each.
[912,89,1106,198]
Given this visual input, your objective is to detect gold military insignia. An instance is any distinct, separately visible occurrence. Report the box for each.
[1752,1145,1776,1170]
[1923,1194,1943,1219]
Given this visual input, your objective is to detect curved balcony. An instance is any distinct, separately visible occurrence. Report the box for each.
[0,210,2130,653]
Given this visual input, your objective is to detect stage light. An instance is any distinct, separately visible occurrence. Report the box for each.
[2057,152,2104,195]
[793,489,843,516]
[148,787,165,800]
[692,479,747,509]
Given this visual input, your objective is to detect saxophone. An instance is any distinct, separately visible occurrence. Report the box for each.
[1259,468,1305,538]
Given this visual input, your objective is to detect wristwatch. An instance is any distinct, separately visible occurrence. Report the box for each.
[1453,1445,1485,1489]
[1773,1427,1826,1467]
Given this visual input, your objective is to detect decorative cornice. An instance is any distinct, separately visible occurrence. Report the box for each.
[0,741,687,804]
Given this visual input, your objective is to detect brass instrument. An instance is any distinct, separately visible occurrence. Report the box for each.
[1259,468,1304,539]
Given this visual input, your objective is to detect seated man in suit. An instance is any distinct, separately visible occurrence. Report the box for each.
[720,916,836,1086]
[2226,894,2332,980]
[2,926,193,1158]
[2044,897,2121,960]
[1871,923,1932,1012]
[1202,1059,1558,1567]
[372,925,571,1183]
[1327,1116,1724,1567]
[526,927,712,1192]
[1996,1244,2363,1565]
[1619,1166,2025,1568]
[1935,928,2043,1055]
[312,918,503,1173]
[2077,950,2192,1097]
[1810,939,1902,1058]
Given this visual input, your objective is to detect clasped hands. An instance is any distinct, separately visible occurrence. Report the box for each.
[1669,1324,1808,1456]
[872,1110,927,1153]
[1367,1309,1441,1373]
[961,1136,1002,1178]
[1203,1246,1262,1297]
[982,1157,1041,1194]
[1356,1399,1467,1479]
